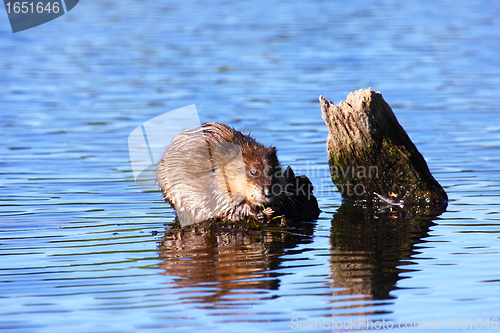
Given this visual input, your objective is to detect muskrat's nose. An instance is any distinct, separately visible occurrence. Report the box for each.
[264,187,272,198]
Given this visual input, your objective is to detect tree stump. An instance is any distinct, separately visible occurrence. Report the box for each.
[320,88,448,206]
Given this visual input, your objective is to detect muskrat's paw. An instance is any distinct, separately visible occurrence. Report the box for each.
[256,207,275,221]
[248,207,275,222]
[262,207,275,217]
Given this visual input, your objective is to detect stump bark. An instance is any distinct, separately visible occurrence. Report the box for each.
[320,88,447,206]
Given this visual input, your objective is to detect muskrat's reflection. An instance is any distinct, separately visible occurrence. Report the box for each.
[329,203,445,301]
[158,221,315,305]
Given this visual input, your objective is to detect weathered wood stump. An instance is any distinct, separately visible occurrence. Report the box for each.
[320,88,448,206]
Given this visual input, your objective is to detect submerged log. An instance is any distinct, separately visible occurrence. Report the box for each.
[320,88,448,206]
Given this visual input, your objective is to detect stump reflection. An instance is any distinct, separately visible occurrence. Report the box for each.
[329,203,445,302]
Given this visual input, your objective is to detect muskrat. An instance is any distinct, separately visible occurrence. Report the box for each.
[157,122,319,226]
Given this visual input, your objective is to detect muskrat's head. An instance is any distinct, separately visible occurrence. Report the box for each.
[243,146,283,207]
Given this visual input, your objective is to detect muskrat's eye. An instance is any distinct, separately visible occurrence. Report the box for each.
[248,169,259,178]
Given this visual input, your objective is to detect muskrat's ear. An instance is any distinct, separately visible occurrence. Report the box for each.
[284,166,295,179]
[268,146,277,156]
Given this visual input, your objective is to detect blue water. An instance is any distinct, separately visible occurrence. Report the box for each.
[1,0,500,332]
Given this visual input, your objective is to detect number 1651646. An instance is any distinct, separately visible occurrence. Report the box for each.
[5,2,60,14]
